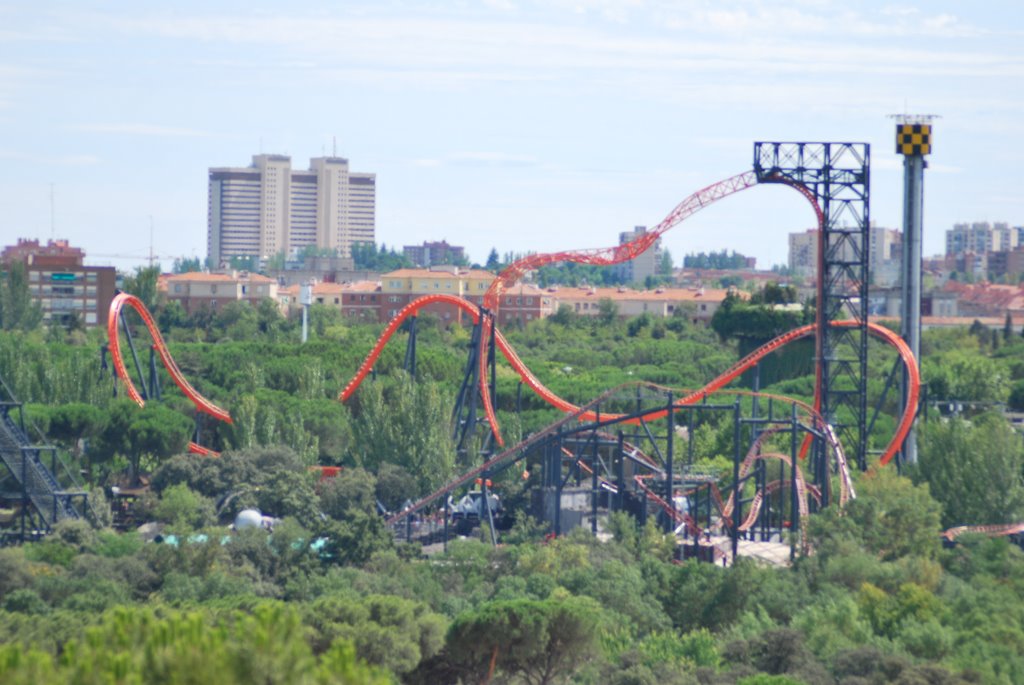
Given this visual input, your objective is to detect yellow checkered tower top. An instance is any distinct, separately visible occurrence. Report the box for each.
[892,114,937,156]
[897,123,931,156]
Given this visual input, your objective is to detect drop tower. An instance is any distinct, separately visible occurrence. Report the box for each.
[894,115,935,465]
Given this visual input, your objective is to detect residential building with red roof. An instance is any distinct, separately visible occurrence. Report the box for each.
[553,285,738,323]
[1,238,116,328]
[162,271,277,315]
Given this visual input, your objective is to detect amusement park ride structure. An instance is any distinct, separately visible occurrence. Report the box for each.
[97,141,932,559]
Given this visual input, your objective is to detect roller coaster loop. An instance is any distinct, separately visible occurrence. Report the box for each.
[107,292,232,454]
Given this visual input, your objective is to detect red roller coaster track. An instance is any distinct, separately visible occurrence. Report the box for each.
[107,292,232,455]
[108,169,918,519]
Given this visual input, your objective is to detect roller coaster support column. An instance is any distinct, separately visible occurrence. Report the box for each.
[148,345,161,401]
[554,426,564,535]
[591,426,599,535]
[443,498,449,553]
[894,115,934,466]
[615,431,625,512]
[403,316,418,378]
[756,142,871,470]
[100,345,118,397]
[731,398,742,563]
[453,315,483,454]
[119,309,150,401]
[452,310,497,459]
[790,403,799,562]
[665,392,675,533]
[481,474,498,546]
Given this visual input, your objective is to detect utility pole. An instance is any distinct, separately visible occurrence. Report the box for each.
[300,282,313,343]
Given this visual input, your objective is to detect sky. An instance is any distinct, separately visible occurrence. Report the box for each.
[1,0,1022,273]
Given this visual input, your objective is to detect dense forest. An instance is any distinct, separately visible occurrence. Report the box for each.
[2,277,1024,683]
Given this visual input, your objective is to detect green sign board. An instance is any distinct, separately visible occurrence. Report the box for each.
[51,273,77,281]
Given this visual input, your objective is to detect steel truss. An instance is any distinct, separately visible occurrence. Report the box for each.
[391,383,837,562]
[755,143,871,469]
[451,312,497,461]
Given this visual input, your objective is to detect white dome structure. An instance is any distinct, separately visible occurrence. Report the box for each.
[234,509,263,530]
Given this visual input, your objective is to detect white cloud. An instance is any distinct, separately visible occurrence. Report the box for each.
[449,152,538,167]
[409,152,539,168]
[0,150,100,166]
[71,123,212,137]
[87,9,1016,88]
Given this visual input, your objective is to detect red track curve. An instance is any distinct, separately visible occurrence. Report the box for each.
[337,171,917,469]
[107,292,232,455]
[338,294,482,401]
[338,288,917,468]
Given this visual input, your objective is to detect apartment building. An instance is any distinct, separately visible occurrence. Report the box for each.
[207,154,375,265]
[946,221,1017,257]
[162,271,277,315]
[554,286,736,324]
[788,226,900,284]
[615,226,663,284]
[493,284,557,327]
[380,267,495,323]
[402,240,465,267]
[1,238,116,327]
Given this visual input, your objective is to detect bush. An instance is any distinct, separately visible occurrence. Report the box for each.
[153,483,216,529]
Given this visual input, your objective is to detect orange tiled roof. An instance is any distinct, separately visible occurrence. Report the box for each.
[165,271,276,284]
[165,272,235,282]
[552,286,739,302]
[383,268,495,280]
[339,280,381,293]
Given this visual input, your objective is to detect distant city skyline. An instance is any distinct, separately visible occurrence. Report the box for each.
[1,1,1022,273]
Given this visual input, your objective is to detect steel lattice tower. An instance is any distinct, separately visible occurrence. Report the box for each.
[754,142,871,470]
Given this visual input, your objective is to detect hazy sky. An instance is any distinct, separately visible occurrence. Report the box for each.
[2,1,1022,272]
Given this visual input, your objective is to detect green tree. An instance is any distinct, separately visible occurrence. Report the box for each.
[710,292,809,343]
[916,413,1024,527]
[351,375,455,494]
[486,248,501,270]
[0,261,42,331]
[93,401,193,484]
[808,468,942,562]
[549,303,577,326]
[658,249,674,276]
[172,256,202,273]
[304,594,447,675]
[46,403,107,482]
[265,251,287,271]
[0,603,390,684]
[158,299,188,330]
[153,483,216,529]
[597,297,618,325]
[447,596,604,685]
[923,350,1009,404]
[121,265,161,312]
[320,467,378,521]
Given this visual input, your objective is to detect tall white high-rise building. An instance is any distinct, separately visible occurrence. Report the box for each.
[945,221,1017,257]
[788,226,901,284]
[208,154,375,265]
[615,226,662,284]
